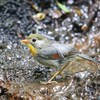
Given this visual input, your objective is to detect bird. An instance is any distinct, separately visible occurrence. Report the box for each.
[21,33,99,84]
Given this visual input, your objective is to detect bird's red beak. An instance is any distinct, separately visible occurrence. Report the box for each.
[21,39,29,44]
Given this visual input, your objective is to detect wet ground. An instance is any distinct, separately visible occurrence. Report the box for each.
[0,0,100,100]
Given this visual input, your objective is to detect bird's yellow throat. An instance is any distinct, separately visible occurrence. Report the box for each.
[21,39,38,56]
[26,43,38,56]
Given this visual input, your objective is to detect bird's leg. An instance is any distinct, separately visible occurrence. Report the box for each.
[40,58,74,84]
[40,62,70,84]
[47,61,71,83]
[50,69,65,79]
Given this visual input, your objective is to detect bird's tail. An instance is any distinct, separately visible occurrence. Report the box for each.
[76,53,100,64]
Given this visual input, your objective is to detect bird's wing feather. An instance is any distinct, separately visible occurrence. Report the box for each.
[37,43,75,60]
[52,43,75,58]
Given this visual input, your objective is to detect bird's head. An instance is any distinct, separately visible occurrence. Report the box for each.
[21,34,46,48]
[21,34,46,56]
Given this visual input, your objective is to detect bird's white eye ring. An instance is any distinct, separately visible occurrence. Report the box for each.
[32,38,36,42]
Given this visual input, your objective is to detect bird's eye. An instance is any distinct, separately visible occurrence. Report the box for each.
[32,38,36,42]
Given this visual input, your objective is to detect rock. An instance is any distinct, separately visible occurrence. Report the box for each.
[63,57,99,75]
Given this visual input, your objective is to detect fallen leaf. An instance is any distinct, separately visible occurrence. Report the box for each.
[28,1,40,12]
[56,0,71,13]
[32,13,46,21]
[74,7,82,16]
[31,4,40,12]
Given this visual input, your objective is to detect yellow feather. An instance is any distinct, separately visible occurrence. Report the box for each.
[26,44,38,56]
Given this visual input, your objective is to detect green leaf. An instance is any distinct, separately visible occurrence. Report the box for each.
[56,0,70,13]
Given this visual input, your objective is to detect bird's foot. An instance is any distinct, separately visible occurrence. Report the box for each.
[40,80,57,84]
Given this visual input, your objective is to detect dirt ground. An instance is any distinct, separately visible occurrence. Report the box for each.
[0,0,100,100]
